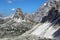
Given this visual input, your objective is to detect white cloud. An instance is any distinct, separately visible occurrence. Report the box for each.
[11,8,15,11]
[44,3,47,6]
[8,0,12,4]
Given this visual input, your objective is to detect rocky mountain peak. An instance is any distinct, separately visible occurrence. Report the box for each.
[14,8,24,20]
[16,8,22,14]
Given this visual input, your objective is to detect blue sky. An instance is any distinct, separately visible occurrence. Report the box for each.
[0,0,46,16]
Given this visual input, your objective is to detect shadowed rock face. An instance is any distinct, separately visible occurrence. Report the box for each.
[0,18,4,24]
[53,28,60,37]
[29,0,60,23]
[41,7,59,23]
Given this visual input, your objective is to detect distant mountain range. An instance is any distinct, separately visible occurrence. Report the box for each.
[0,0,60,40]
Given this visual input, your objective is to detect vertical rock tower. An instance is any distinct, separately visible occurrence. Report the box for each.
[14,8,24,20]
